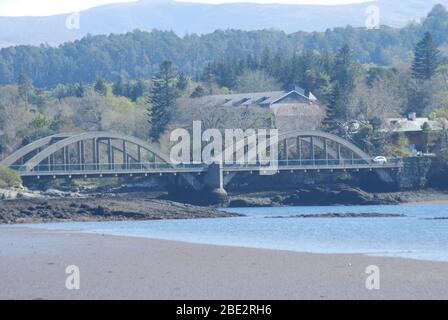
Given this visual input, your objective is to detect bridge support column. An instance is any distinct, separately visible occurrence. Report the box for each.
[107,139,113,170]
[122,140,128,169]
[137,145,142,170]
[80,141,85,170]
[96,139,101,170]
[310,136,315,165]
[77,141,82,171]
[283,139,289,165]
[49,154,54,171]
[337,144,342,164]
[111,147,115,170]
[63,146,69,171]
[203,163,228,205]
[92,138,97,171]
[324,138,328,165]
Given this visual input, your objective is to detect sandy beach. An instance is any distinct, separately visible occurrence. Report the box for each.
[0,226,447,300]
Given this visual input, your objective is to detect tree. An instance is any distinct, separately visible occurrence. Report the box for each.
[348,73,403,121]
[131,80,146,101]
[412,32,440,80]
[190,85,206,98]
[94,77,108,96]
[71,92,108,131]
[324,83,348,133]
[0,165,22,188]
[148,61,178,141]
[392,133,411,157]
[421,122,433,152]
[17,74,33,104]
[202,63,216,95]
[75,82,85,98]
[235,70,280,93]
[332,44,355,94]
[176,72,189,91]
[112,77,124,96]
[353,124,374,153]
[421,5,448,46]
[324,45,356,132]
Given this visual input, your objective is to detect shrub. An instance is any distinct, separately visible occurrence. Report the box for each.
[0,165,22,188]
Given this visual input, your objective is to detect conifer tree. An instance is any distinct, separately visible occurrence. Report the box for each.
[412,32,440,80]
[94,77,107,96]
[324,83,348,133]
[148,61,178,141]
[324,44,355,131]
[190,85,206,98]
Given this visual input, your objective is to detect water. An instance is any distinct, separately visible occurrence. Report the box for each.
[15,204,448,262]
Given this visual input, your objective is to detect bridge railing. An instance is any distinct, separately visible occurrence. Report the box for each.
[10,162,208,174]
[222,158,403,168]
[9,157,403,175]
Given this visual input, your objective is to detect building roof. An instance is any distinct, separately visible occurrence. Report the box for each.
[386,116,446,133]
[207,88,318,108]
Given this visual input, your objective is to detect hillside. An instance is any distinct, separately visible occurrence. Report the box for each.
[2,4,448,87]
[1,0,448,46]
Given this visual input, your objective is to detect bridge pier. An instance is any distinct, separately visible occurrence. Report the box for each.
[166,163,228,206]
[203,163,228,204]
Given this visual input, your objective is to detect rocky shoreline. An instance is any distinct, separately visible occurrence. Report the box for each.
[0,195,242,225]
[228,186,448,207]
[1,185,448,225]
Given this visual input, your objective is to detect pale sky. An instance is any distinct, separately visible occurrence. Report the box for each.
[0,0,372,17]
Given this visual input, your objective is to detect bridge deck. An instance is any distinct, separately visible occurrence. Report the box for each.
[14,160,403,178]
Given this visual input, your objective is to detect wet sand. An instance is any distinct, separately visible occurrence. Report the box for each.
[0,226,447,300]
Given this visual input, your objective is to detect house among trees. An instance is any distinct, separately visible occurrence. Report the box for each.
[204,85,325,131]
[208,85,318,109]
[385,112,447,153]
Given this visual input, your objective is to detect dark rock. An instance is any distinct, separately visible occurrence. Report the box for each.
[282,185,399,206]
[229,198,274,207]
[270,212,406,218]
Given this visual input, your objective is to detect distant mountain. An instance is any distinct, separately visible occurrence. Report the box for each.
[1,0,448,47]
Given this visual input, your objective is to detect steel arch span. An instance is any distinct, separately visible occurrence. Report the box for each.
[220,129,372,166]
[1,132,175,172]
[1,131,207,191]
[1,130,376,173]
[0,132,76,167]
[25,132,173,172]
[277,130,371,163]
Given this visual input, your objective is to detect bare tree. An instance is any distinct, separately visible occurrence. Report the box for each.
[173,97,273,132]
[69,92,109,131]
[273,103,326,133]
[235,70,281,93]
[348,75,404,122]
[0,86,35,157]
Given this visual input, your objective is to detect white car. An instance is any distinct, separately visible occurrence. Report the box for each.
[373,156,388,164]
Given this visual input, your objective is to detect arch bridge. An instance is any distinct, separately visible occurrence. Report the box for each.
[1,131,402,191]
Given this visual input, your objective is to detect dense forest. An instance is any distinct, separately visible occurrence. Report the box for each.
[1,5,448,88]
